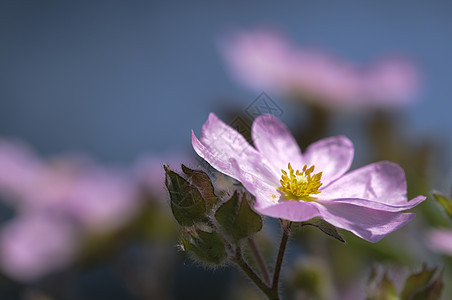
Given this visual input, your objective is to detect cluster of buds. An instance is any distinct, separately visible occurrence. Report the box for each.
[164,164,263,266]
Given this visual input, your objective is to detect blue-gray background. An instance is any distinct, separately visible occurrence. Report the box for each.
[0,1,451,166]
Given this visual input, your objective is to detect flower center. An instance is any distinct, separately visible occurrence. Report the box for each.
[279,163,323,200]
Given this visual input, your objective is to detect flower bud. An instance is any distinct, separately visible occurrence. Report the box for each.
[401,266,443,300]
[180,226,227,265]
[370,273,397,300]
[181,164,218,210]
[164,165,208,226]
[215,191,262,242]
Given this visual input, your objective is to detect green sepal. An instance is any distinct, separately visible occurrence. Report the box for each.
[180,226,227,265]
[401,266,443,300]
[301,217,345,243]
[215,191,263,242]
[433,192,452,218]
[181,164,218,210]
[164,165,208,226]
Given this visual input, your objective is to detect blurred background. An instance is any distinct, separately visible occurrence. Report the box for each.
[0,1,452,299]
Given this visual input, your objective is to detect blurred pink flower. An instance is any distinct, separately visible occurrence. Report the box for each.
[0,139,139,232]
[426,229,452,256]
[0,213,78,282]
[63,166,139,233]
[220,29,420,110]
[192,113,425,242]
[219,29,295,94]
[360,58,419,108]
[0,139,143,281]
[0,139,43,205]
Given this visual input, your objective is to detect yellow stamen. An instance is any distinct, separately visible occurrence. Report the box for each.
[278,163,323,201]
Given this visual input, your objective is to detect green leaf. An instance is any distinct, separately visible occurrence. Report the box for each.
[372,273,399,300]
[180,226,227,265]
[401,266,443,300]
[181,164,218,210]
[164,165,208,226]
[301,217,345,243]
[433,192,452,218]
[215,191,263,242]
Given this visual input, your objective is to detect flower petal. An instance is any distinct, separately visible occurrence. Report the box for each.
[256,201,321,222]
[316,196,425,212]
[251,114,303,172]
[303,136,354,185]
[228,158,280,205]
[320,161,425,208]
[228,158,320,222]
[192,113,278,185]
[314,200,415,242]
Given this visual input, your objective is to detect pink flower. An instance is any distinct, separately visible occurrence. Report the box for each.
[220,29,420,110]
[0,139,139,233]
[0,213,78,282]
[63,166,139,233]
[192,113,425,242]
[0,139,142,281]
[0,139,43,206]
[426,229,452,256]
[219,29,296,94]
[360,58,419,108]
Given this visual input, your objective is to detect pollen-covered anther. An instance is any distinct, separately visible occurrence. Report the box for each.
[279,163,323,200]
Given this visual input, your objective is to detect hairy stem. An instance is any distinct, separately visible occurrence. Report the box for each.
[234,247,272,297]
[271,221,292,298]
[247,237,271,285]
[234,221,292,300]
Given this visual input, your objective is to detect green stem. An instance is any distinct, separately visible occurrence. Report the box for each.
[271,221,292,298]
[234,221,292,300]
[248,237,271,285]
[234,248,272,297]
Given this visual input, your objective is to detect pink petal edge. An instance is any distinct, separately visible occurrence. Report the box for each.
[192,114,278,185]
[321,161,416,206]
[313,201,416,242]
[303,136,354,186]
